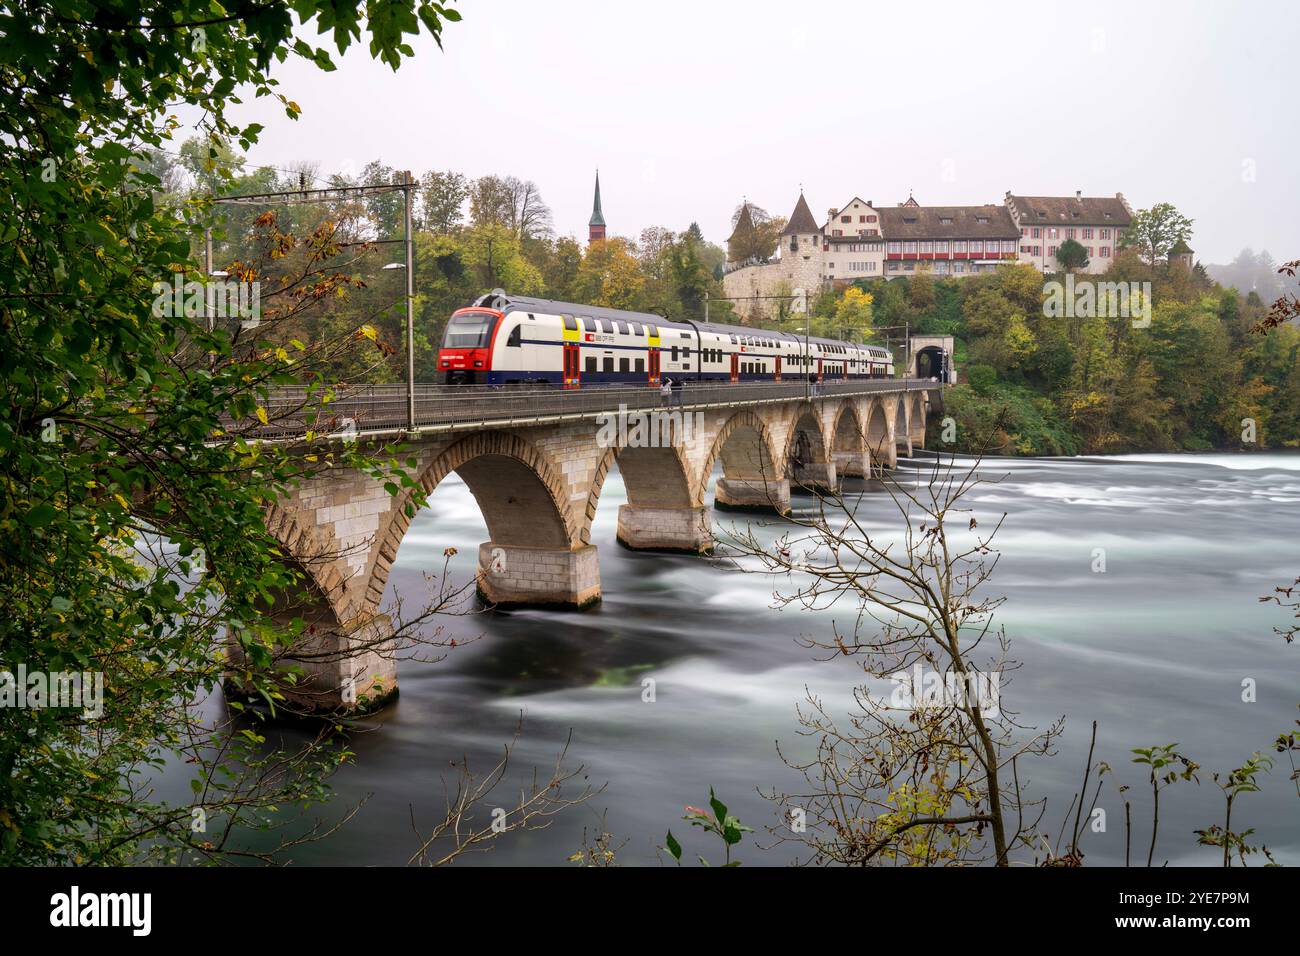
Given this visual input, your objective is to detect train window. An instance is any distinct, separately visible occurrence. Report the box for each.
[603,357,614,372]
[600,319,614,334]
[635,358,645,373]
[506,325,521,347]
[632,322,643,335]
[580,317,594,332]
[681,332,690,339]
[619,357,630,373]
[729,334,737,344]
[649,324,659,338]
[617,321,630,335]
[585,356,597,373]
[670,346,678,360]
[563,315,577,332]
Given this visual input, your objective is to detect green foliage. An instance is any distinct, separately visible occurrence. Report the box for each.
[0,0,458,864]
[664,788,752,866]
[1055,238,1090,271]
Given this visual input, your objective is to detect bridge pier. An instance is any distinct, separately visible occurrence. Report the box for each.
[476,542,601,609]
[715,476,791,515]
[617,504,714,554]
[792,460,838,493]
[225,610,398,715]
[834,450,869,478]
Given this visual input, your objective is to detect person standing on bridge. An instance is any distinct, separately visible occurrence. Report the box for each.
[671,374,684,407]
[660,376,672,407]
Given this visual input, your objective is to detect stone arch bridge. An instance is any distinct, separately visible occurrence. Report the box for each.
[250,379,939,710]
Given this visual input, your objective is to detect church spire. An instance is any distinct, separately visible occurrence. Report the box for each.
[588,170,606,242]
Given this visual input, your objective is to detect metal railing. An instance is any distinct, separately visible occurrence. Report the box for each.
[252,378,940,440]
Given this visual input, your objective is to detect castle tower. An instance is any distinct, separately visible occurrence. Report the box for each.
[1169,238,1194,270]
[779,191,824,300]
[588,170,606,243]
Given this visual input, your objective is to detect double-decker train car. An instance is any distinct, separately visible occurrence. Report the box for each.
[437,291,895,386]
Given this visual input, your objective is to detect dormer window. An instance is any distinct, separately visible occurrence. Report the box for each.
[939,217,953,225]
[975,216,989,224]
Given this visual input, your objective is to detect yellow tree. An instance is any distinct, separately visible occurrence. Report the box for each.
[834,287,874,338]
[576,237,645,309]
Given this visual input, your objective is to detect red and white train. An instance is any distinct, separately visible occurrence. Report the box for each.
[437,291,895,387]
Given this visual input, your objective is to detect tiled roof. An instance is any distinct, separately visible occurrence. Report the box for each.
[877,204,1020,240]
[1007,194,1132,227]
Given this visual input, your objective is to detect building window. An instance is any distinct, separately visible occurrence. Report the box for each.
[888,241,901,254]
[1001,240,1015,253]
[1100,246,1110,257]
[841,215,851,223]
[935,240,949,254]
[1100,228,1110,239]
[921,241,933,254]
[955,240,966,253]
[970,241,983,255]
[1032,228,1041,238]
[904,241,917,253]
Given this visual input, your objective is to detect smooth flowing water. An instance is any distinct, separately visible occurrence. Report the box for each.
[225,453,1300,866]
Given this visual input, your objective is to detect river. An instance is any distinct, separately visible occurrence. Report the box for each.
[222,452,1300,866]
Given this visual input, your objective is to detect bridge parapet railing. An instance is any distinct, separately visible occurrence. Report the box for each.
[252,378,939,440]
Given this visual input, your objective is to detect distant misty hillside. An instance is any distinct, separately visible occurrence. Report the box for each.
[1206,249,1298,298]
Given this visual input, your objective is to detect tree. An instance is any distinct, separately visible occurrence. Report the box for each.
[1056,237,1090,271]
[833,286,874,338]
[0,0,604,869]
[468,174,515,229]
[1119,202,1194,267]
[670,232,713,320]
[727,203,783,264]
[419,169,469,233]
[575,238,644,309]
[361,160,405,238]
[725,454,1061,865]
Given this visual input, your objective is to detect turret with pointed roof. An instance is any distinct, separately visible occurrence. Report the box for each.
[588,170,606,242]
[781,192,819,237]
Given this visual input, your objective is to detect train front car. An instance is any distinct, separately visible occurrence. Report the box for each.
[437,307,502,384]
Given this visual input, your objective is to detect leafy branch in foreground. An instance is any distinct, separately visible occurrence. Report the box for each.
[0,0,472,864]
[664,788,752,866]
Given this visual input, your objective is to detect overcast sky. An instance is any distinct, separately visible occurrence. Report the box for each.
[214,0,1297,264]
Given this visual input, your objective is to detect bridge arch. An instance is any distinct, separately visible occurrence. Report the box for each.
[784,405,830,473]
[366,431,578,608]
[909,393,927,446]
[701,410,781,489]
[582,441,698,548]
[831,402,866,456]
[865,400,892,472]
[894,396,911,454]
[701,409,788,513]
